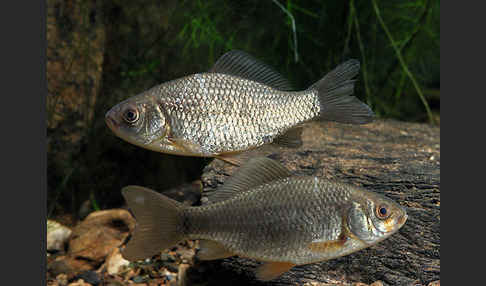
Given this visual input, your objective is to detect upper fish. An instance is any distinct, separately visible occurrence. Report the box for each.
[120,157,407,281]
[105,50,374,163]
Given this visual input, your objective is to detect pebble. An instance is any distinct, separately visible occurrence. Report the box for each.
[106,248,130,275]
[56,274,69,286]
[47,220,72,252]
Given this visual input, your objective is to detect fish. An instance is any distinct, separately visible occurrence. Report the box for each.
[120,157,407,281]
[105,50,375,165]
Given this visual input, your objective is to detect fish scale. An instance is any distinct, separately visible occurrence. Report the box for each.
[184,177,352,264]
[158,73,318,154]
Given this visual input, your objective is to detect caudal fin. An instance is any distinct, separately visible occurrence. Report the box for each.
[311,59,374,124]
[121,185,185,261]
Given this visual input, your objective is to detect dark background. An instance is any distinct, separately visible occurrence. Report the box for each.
[46,0,440,222]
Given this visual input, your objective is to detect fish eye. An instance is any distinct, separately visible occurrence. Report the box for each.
[376,204,390,219]
[123,108,139,124]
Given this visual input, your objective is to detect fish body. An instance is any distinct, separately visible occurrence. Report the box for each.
[106,51,374,162]
[121,158,407,281]
[186,176,396,265]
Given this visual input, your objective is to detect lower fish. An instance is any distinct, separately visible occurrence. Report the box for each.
[105,50,374,165]
[120,157,407,281]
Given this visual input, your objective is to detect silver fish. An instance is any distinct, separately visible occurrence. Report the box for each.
[105,50,374,164]
[121,157,407,281]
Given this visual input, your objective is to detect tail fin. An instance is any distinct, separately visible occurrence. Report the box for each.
[311,59,374,124]
[121,185,185,261]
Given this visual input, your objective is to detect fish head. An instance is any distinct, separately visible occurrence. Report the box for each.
[105,94,169,149]
[347,190,407,245]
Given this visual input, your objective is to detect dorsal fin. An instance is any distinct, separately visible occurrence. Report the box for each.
[209,50,294,91]
[207,157,292,203]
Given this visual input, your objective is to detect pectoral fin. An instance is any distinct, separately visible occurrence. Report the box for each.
[255,261,295,281]
[196,240,234,260]
[308,233,349,253]
[168,138,205,155]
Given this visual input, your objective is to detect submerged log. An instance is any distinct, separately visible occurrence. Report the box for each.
[191,119,440,286]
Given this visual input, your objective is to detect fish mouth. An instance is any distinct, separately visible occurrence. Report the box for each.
[105,111,119,131]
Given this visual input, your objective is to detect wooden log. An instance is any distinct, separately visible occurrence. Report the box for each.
[192,120,440,286]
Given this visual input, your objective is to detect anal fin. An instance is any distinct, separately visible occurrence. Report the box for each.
[196,240,234,261]
[255,261,295,281]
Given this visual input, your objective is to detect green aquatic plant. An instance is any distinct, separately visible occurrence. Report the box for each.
[342,0,439,122]
[175,0,236,65]
[371,0,435,124]
[272,0,299,63]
